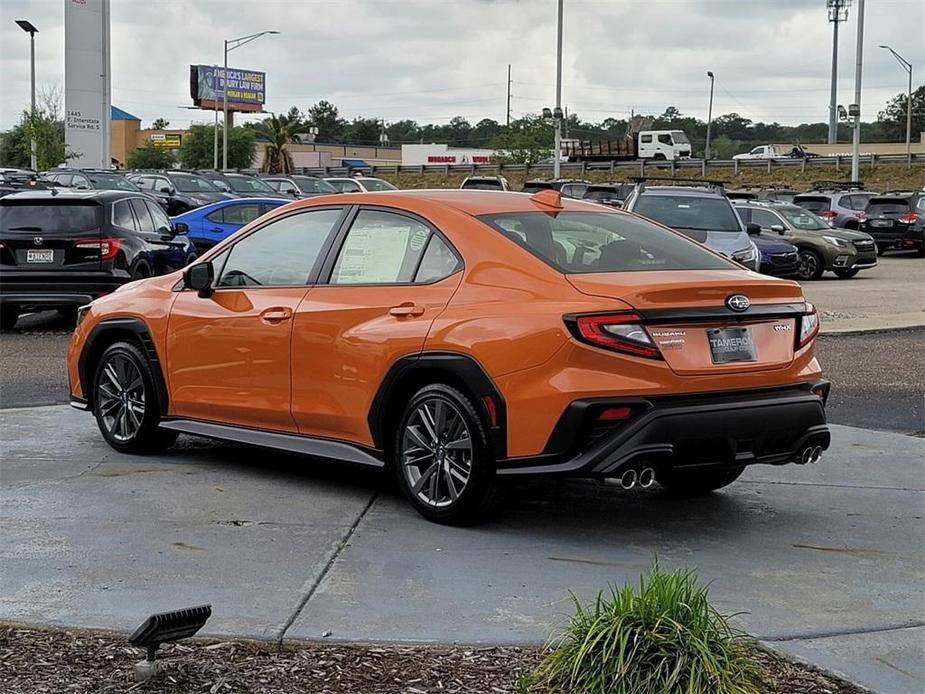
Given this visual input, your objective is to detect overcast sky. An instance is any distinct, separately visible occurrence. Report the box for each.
[0,0,922,134]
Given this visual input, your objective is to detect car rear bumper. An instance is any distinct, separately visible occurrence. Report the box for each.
[497,382,830,477]
[0,272,122,308]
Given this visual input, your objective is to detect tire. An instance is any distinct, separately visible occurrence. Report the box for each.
[92,340,178,454]
[796,249,824,280]
[393,384,502,525]
[660,466,745,498]
[0,305,19,331]
[833,267,859,279]
[58,306,79,326]
[131,263,150,281]
[876,244,887,256]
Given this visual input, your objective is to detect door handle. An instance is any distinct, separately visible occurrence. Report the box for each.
[260,307,292,323]
[389,302,425,317]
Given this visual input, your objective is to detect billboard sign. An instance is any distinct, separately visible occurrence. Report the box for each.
[150,133,182,149]
[190,65,265,111]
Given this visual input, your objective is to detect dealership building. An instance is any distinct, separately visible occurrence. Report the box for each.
[401,144,497,166]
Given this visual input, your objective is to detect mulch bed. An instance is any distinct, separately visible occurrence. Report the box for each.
[0,625,866,693]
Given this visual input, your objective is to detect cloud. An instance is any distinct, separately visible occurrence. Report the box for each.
[0,0,921,134]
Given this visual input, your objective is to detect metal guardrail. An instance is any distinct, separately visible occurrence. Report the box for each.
[298,153,923,178]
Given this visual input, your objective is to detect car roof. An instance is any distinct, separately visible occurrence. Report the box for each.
[286,189,606,216]
[173,197,288,214]
[636,186,726,198]
[0,189,139,203]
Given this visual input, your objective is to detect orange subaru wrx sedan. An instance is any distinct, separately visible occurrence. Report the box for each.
[67,189,830,524]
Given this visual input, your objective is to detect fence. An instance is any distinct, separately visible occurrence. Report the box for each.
[297,153,924,178]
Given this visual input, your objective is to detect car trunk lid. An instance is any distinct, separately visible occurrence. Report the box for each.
[0,198,104,270]
[567,270,805,375]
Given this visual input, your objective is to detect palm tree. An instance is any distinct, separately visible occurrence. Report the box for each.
[261,113,299,174]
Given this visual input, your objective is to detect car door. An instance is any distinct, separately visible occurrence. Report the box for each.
[166,207,346,431]
[290,207,464,445]
[203,202,263,246]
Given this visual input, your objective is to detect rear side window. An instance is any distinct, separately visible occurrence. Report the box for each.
[866,198,911,215]
[415,235,461,283]
[218,209,342,287]
[478,211,733,273]
[843,194,874,210]
[0,203,101,233]
[130,198,155,232]
[208,203,263,226]
[330,210,432,284]
[112,200,136,230]
[793,196,830,213]
[327,179,360,193]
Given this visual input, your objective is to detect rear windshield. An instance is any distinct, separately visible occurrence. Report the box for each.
[866,198,911,214]
[793,195,830,213]
[632,194,742,232]
[293,176,337,193]
[584,189,618,201]
[227,176,275,193]
[87,173,140,192]
[462,180,503,190]
[522,183,553,193]
[171,174,220,193]
[0,202,102,233]
[358,178,397,191]
[478,211,732,274]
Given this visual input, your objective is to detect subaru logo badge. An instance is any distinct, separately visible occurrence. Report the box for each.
[33,236,43,246]
[726,294,750,312]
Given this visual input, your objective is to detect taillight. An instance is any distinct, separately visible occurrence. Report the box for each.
[567,313,661,359]
[856,211,867,222]
[898,212,919,224]
[819,210,837,220]
[797,304,820,349]
[74,238,121,260]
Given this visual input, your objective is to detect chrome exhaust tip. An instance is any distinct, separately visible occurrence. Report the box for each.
[638,467,656,489]
[800,447,814,465]
[620,468,637,490]
[811,445,823,463]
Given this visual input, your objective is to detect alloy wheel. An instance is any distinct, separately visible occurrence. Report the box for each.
[401,398,473,508]
[798,251,819,280]
[97,354,146,442]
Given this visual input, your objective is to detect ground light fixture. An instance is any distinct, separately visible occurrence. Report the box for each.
[129,604,212,682]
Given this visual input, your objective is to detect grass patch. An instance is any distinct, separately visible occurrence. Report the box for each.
[522,564,764,694]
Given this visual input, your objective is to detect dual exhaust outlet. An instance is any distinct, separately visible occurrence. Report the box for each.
[799,445,824,465]
[618,466,656,490]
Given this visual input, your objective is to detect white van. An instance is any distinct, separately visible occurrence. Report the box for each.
[637,131,692,160]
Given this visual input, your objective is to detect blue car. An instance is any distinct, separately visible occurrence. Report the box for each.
[752,234,800,277]
[171,197,289,252]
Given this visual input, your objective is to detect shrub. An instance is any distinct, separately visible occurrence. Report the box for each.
[525,564,765,694]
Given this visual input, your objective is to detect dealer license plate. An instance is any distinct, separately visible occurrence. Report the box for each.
[27,249,54,263]
[707,327,757,364]
[870,219,892,227]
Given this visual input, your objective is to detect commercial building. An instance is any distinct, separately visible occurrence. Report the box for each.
[401,143,497,166]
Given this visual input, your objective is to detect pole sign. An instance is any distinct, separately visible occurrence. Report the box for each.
[64,0,112,168]
[190,65,265,111]
[150,133,182,149]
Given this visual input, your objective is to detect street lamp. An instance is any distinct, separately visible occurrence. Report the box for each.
[705,71,715,160]
[222,30,279,170]
[15,20,38,170]
[879,45,913,164]
[553,0,564,178]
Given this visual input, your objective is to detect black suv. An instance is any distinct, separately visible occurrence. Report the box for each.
[0,190,196,329]
[196,171,288,199]
[126,171,231,214]
[582,183,635,206]
[860,192,925,255]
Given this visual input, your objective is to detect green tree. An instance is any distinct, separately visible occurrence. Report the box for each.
[344,117,382,145]
[0,122,30,167]
[490,128,550,165]
[708,134,744,160]
[307,100,346,142]
[126,142,177,169]
[877,85,925,141]
[385,119,420,144]
[261,113,299,173]
[179,124,255,169]
[151,118,170,130]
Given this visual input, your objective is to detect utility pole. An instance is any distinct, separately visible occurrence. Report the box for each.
[553,0,563,179]
[850,0,864,182]
[15,20,39,170]
[827,0,851,144]
[880,45,913,165]
[213,65,219,169]
[705,71,715,160]
[506,64,511,130]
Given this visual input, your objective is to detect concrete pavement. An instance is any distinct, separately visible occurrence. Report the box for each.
[1,405,923,692]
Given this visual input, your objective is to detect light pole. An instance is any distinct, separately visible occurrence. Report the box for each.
[826,0,850,144]
[705,71,715,160]
[222,30,279,171]
[553,0,563,179]
[15,20,38,170]
[213,64,219,169]
[879,45,913,165]
[850,0,864,182]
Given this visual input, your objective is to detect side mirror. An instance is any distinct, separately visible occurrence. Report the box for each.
[184,261,214,298]
[172,222,189,235]
[746,223,761,236]
[610,200,624,208]
[159,186,173,195]
[770,224,786,234]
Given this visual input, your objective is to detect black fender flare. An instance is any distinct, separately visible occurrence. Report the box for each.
[368,352,507,460]
[78,317,169,416]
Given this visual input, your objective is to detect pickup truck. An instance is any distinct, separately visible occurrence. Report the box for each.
[733,144,820,160]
